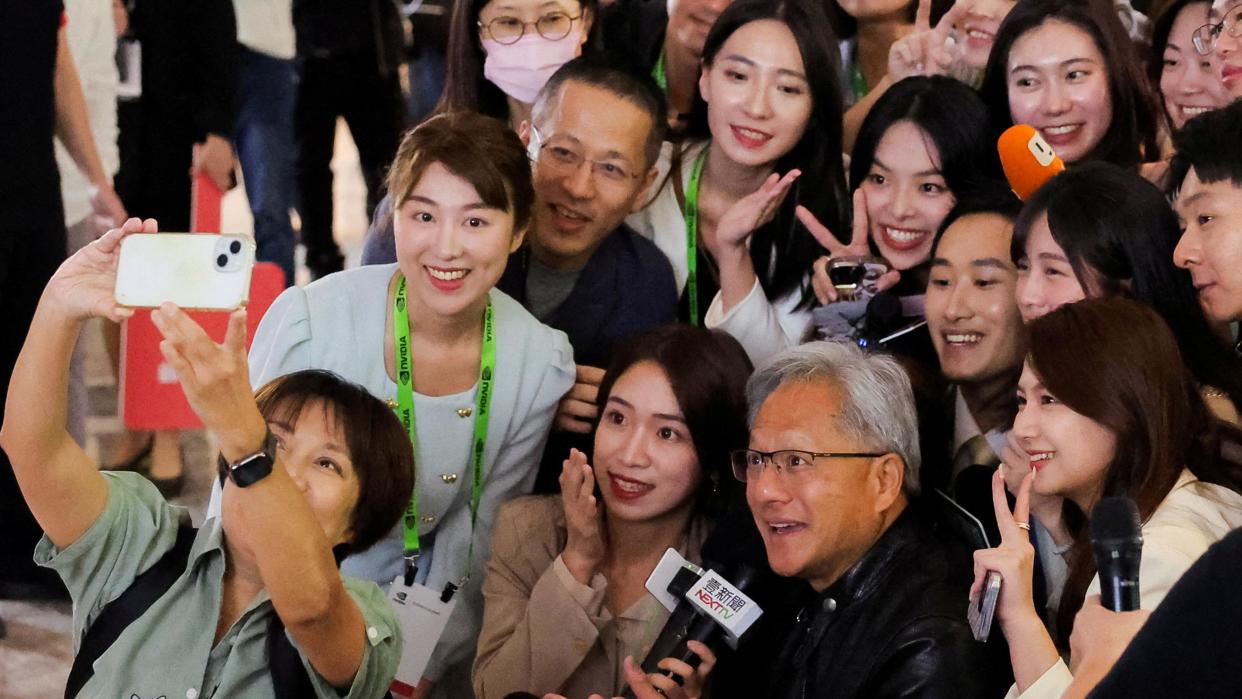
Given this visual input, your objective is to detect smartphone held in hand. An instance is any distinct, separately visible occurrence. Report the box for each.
[969,571,1002,642]
[114,233,255,310]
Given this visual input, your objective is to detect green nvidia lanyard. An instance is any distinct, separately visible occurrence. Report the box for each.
[652,52,668,93]
[683,149,708,326]
[851,61,868,102]
[392,274,496,588]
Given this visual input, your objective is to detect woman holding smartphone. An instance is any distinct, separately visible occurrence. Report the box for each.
[238,112,575,698]
[0,218,414,698]
[974,297,1242,699]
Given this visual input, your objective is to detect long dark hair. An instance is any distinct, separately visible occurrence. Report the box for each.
[1147,0,1212,132]
[980,0,1160,168]
[677,0,849,308]
[1026,299,1242,644]
[439,0,604,120]
[1011,162,1242,411]
[851,75,1005,291]
[594,324,754,518]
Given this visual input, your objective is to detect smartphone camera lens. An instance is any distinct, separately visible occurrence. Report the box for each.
[230,240,241,254]
[217,254,228,268]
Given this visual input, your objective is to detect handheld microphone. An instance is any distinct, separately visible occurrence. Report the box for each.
[1090,496,1143,612]
[626,552,764,699]
[997,125,1065,200]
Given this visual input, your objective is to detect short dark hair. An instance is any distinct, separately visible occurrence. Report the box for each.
[387,111,535,234]
[1012,161,1242,411]
[980,0,1160,168]
[932,185,1023,253]
[439,0,604,121]
[219,370,415,560]
[594,324,754,517]
[532,57,668,168]
[1168,99,1242,195]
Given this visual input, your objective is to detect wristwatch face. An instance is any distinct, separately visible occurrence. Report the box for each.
[228,452,274,487]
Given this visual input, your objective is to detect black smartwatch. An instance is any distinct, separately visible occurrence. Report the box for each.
[219,431,275,487]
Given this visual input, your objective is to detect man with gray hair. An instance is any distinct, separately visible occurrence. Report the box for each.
[734,341,1005,699]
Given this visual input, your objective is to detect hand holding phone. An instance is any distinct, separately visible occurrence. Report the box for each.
[969,571,1002,641]
[114,233,255,310]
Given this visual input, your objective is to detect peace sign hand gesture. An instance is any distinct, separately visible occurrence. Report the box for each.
[971,465,1040,631]
[888,0,967,81]
[802,188,901,304]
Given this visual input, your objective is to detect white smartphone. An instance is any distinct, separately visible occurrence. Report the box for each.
[114,233,255,310]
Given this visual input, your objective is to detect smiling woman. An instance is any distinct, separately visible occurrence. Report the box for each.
[980,0,1160,169]
[626,0,850,365]
[473,324,753,699]
[226,112,576,699]
[974,297,1242,699]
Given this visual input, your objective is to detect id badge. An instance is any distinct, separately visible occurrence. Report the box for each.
[386,577,458,689]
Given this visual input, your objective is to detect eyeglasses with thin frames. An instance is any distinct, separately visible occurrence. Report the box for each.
[1193,3,1242,55]
[526,125,643,186]
[477,12,582,45]
[729,449,887,483]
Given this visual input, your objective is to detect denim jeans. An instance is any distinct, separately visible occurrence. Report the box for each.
[235,46,297,286]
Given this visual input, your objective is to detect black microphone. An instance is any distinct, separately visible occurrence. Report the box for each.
[1090,496,1143,612]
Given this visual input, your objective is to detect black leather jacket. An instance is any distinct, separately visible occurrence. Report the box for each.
[767,501,1010,699]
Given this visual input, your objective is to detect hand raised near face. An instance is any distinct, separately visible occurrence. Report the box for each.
[559,448,606,585]
[888,0,966,81]
[803,189,902,305]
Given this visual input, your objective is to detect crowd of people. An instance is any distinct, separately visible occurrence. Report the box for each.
[4,0,1242,697]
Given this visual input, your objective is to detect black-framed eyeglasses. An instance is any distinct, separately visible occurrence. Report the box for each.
[478,12,582,45]
[526,125,642,185]
[1193,3,1242,55]
[729,449,886,483]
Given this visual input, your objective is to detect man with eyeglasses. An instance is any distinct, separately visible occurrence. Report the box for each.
[361,58,677,489]
[1193,0,1242,97]
[727,341,1006,699]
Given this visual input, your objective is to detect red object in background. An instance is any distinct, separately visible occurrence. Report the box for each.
[120,263,284,430]
[190,169,223,233]
[120,165,284,430]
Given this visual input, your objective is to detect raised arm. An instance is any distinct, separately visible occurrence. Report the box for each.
[150,304,370,688]
[0,219,151,549]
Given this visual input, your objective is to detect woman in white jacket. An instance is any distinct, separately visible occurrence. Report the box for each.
[973,297,1242,699]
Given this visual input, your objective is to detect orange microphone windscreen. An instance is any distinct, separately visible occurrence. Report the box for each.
[998,125,1065,200]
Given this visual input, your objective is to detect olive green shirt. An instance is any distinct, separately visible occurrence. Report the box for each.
[36,472,401,699]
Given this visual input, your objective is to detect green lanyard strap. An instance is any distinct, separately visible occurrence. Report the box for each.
[683,149,708,326]
[392,274,496,587]
[652,51,668,93]
[851,60,868,103]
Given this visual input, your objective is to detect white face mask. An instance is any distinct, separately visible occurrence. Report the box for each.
[482,29,583,104]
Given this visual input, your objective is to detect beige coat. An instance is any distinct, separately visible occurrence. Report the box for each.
[473,495,708,699]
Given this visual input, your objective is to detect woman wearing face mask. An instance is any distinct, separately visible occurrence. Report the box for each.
[980,0,1161,169]
[227,112,576,699]
[439,0,600,129]
[625,0,850,366]
[1011,162,1242,422]
[472,324,752,699]
[972,297,1242,699]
